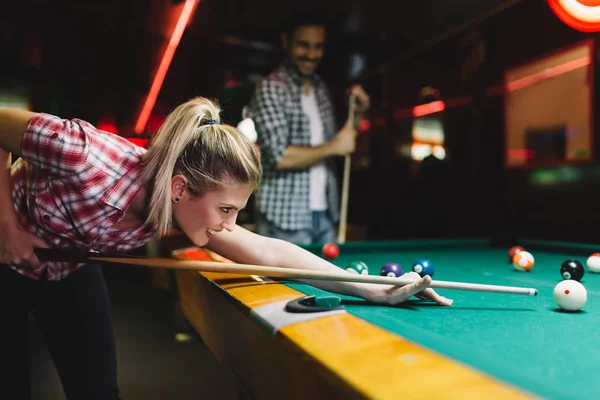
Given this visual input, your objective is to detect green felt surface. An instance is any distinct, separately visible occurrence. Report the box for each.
[282,239,600,400]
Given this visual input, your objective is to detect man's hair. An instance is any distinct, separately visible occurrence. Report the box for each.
[282,11,329,40]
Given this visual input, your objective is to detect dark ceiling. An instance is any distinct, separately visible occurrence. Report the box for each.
[1,0,524,134]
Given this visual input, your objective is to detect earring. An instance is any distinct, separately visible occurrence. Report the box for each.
[174,197,180,203]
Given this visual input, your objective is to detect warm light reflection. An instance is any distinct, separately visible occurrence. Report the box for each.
[507,149,535,159]
[507,56,590,92]
[411,143,446,161]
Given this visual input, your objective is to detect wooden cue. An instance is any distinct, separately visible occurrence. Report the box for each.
[337,93,357,244]
[89,255,537,296]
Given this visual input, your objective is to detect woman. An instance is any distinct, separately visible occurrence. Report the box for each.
[0,97,452,399]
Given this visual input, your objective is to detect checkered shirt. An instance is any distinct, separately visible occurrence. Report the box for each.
[9,113,157,281]
[250,64,340,230]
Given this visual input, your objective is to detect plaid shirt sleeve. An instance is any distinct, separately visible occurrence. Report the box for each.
[251,79,290,169]
[21,113,89,177]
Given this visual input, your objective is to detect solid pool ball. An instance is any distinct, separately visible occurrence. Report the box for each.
[322,243,339,260]
[586,253,600,273]
[380,262,403,278]
[508,246,524,263]
[553,280,587,311]
[512,251,534,271]
[346,261,368,275]
[560,259,585,281]
[412,259,434,277]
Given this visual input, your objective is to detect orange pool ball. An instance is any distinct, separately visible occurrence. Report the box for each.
[512,251,534,272]
[322,243,340,260]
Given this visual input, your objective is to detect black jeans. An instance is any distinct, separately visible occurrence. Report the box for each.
[0,264,119,400]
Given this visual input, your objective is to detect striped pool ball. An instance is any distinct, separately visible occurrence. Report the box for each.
[346,261,369,275]
[512,251,534,271]
[412,259,434,277]
[380,262,403,278]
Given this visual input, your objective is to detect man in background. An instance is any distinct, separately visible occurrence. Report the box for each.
[250,12,370,244]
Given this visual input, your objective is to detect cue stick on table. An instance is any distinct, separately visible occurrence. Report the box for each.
[34,248,538,296]
[337,93,357,244]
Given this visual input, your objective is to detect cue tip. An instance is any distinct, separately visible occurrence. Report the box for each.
[530,289,538,296]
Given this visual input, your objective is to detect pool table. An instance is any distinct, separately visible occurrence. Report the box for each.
[172,238,600,400]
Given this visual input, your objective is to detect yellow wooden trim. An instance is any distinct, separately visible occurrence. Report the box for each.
[173,247,535,399]
[281,313,533,399]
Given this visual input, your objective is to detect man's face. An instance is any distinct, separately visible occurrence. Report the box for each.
[284,25,325,77]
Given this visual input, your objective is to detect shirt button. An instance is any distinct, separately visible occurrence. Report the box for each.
[42,215,50,221]
[51,132,59,139]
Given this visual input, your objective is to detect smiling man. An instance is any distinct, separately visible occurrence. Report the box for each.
[250,12,370,245]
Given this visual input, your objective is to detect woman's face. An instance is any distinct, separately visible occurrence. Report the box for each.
[171,176,253,246]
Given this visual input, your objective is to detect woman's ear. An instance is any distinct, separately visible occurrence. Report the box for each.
[171,175,188,201]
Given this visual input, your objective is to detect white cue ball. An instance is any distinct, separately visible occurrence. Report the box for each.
[553,280,587,311]
[586,253,600,273]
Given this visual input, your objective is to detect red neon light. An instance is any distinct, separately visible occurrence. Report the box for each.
[507,149,535,159]
[126,138,150,148]
[548,0,600,32]
[134,0,197,134]
[393,108,412,120]
[445,96,472,108]
[412,100,445,117]
[373,117,385,127]
[507,56,590,92]
[98,120,118,134]
[358,119,371,132]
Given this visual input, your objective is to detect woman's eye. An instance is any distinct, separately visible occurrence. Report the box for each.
[220,208,230,214]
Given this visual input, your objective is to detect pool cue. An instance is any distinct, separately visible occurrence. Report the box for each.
[337,93,357,244]
[92,256,538,295]
[34,249,537,296]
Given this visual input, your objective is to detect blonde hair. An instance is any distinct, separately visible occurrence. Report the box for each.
[140,97,262,234]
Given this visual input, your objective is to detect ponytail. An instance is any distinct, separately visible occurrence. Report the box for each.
[140,97,261,234]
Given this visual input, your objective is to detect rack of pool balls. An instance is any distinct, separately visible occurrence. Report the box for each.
[321,243,435,279]
[508,245,600,312]
[345,259,435,278]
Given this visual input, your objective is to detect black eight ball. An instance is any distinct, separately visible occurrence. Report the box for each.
[560,259,585,281]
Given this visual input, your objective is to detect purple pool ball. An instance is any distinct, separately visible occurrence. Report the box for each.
[380,262,403,278]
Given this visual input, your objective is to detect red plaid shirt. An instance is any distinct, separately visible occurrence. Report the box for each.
[10,113,157,281]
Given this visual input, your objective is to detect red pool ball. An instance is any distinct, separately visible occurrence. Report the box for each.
[508,245,524,263]
[322,243,339,260]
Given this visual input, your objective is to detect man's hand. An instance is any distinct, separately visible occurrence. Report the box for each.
[0,221,49,270]
[350,85,370,113]
[328,120,357,156]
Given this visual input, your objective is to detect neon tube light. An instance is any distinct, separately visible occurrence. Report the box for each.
[507,56,590,93]
[135,0,197,134]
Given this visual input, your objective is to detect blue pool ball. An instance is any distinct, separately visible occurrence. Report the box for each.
[345,261,369,275]
[412,259,434,277]
[380,262,403,277]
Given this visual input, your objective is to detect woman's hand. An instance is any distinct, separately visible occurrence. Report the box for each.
[0,221,49,270]
[364,272,454,306]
